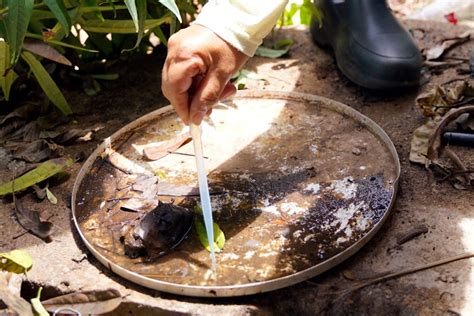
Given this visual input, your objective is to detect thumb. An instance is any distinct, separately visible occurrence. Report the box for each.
[189,70,228,125]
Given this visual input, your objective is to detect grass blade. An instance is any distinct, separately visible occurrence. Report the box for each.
[26,32,99,53]
[43,0,71,35]
[0,157,74,196]
[82,16,171,33]
[21,51,72,115]
[84,0,105,22]
[135,0,146,47]
[124,0,139,32]
[158,0,182,23]
[0,41,18,100]
[5,0,34,63]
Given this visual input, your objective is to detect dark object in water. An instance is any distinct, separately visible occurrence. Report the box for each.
[122,201,194,258]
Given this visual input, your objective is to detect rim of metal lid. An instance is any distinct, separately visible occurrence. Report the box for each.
[71,90,401,297]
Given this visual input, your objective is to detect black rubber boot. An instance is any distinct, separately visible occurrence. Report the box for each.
[310,0,422,90]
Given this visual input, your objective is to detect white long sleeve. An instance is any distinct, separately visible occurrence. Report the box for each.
[193,0,288,57]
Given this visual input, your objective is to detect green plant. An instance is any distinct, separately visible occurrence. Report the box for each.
[0,0,204,114]
[278,0,322,27]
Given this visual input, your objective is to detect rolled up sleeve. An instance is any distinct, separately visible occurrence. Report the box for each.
[194,0,288,56]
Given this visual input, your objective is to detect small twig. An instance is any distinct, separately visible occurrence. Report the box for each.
[445,148,472,183]
[168,151,209,159]
[441,77,470,87]
[332,251,474,295]
[12,231,28,240]
[444,56,469,62]
[396,224,429,245]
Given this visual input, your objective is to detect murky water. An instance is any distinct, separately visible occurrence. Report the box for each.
[76,97,397,286]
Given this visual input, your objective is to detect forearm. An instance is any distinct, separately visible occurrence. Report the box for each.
[194,0,288,57]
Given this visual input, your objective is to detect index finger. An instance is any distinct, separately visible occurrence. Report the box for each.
[161,57,204,125]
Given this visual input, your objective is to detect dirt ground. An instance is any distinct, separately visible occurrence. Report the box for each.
[1,20,473,315]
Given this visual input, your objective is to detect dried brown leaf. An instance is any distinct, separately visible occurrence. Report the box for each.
[409,118,440,165]
[41,289,122,315]
[142,133,191,161]
[12,140,53,163]
[14,194,53,240]
[424,31,471,61]
[105,147,153,176]
[120,198,157,212]
[0,103,43,126]
[22,39,72,66]
[0,272,33,316]
[416,81,473,118]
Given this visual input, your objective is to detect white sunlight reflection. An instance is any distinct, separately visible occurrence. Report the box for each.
[459,218,474,315]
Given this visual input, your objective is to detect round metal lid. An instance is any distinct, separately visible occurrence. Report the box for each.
[72,91,400,297]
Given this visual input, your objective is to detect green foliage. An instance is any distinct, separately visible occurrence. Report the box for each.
[278,0,322,27]
[0,249,33,274]
[0,157,74,196]
[0,0,203,112]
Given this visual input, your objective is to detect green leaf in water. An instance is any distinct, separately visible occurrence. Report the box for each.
[0,249,33,274]
[195,219,225,252]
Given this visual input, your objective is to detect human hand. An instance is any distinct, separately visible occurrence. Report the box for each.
[162,24,249,125]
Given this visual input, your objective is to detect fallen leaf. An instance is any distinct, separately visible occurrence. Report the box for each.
[14,193,53,240]
[30,288,49,316]
[195,220,225,253]
[416,81,473,117]
[132,175,159,193]
[425,31,471,61]
[409,118,440,165]
[22,39,72,66]
[12,140,54,163]
[0,157,74,196]
[105,148,153,175]
[231,69,266,90]
[0,250,33,274]
[45,188,58,204]
[0,103,43,126]
[255,46,290,58]
[53,129,85,144]
[142,133,192,161]
[7,121,43,142]
[41,289,122,315]
[120,198,157,212]
[77,131,93,142]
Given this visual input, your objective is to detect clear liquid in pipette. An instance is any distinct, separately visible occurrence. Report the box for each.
[190,124,217,271]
